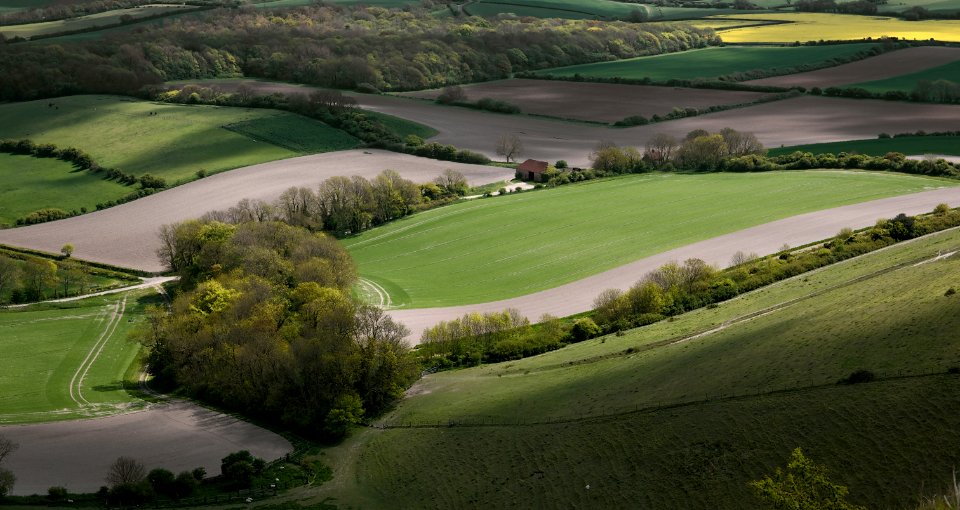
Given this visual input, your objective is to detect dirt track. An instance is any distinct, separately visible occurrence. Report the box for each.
[388,187,960,342]
[747,46,960,88]
[398,79,773,123]
[0,149,514,272]
[0,400,292,495]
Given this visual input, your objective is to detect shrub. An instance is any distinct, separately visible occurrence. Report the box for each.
[946,287,957,297]
[569,317,601,342]
[838,369,876,385]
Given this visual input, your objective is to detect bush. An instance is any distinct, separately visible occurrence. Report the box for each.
[569,317,601,342]
[838,369,876,385]
[946,287,956,296]
[475,97,520,114]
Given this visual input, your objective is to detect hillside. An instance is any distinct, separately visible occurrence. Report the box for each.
[316,226,960,509]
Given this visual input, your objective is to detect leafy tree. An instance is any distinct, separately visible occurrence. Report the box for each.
[0,256,21,303]
[0,468,14,498]
[147,468,176,498]
[22,258,58,301]
[60,243,74,258]
[750,447,866,510]
[434,169,468,196]
[570,317,601,341]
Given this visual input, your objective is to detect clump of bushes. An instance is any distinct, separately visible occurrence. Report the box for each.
[838,369,876,385]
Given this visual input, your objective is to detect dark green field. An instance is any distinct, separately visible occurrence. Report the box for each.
[769,136,960,157]
[853,60,960,93]
[535,44,879,81]
[316,227,960,509]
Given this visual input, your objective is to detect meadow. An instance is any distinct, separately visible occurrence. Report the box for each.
[463,0,642,19]
[0,4,198,39]
[0,95,360,220]
[852,60,960,92]
[0,289,161,424]
[344,171,956,308]
[0,153,129,227]
[327,227,960,509]
[769,135,960,157]
[534,44,879,81]
[710,13,960,43]
[878,0,960,12]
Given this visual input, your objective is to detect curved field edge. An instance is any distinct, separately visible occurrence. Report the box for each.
[343,170,958,308]
[0,289,162,424]
[311,227,960,509]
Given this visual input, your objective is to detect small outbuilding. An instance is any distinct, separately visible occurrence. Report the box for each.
[516,159,549,182]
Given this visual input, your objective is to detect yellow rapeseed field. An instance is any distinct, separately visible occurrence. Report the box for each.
[708,13,960,43]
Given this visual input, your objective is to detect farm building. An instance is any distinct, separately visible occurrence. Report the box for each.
[516,159,549,182]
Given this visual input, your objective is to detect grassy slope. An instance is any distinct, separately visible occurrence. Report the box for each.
[852,60,960,92]
[465,0,641,19]
[0,289,161,424]
[0,95,360,220]
[0,4,198,38]
[344,171,955,308]
[878,0,960,12]
[329,227,960,510]
[0,153,129,227]
[710,13,960,43]
[769,136,960,157]
[535,44,878,81]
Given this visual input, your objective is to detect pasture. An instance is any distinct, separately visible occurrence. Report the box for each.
[463,0,643,19]
[534,44,879,81]
[0,153,129,227]
[329,227,960,509]
[852,59,960,92]
[0,94,358,182]
[399,79,774,123]
[0,4,199,39]
[769,135,960,157]
[710,13,960,42]
[344,171,955,308]
[0,289,161,424]
[748,46,960,88]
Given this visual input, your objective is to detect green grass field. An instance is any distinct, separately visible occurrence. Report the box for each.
[324,227,960,509]
[535,44,878,81]
[361,110,439,140]
[710,13,960,42]
[0,153,130,227]
[878,0,960,12]
[344,171,955,308]
[852,60,960,93]
[0,95,360,220]
[0,0,59,14]
[769,136,960,157]
[0,289,161,424]
[0,4,198,39]
[464,0,641,19]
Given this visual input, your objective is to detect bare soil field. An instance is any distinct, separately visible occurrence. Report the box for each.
[747,46,960,88]
[178,80,960,166]
[0,399,292,495]
[388,187,960,341]
[353,93,960,166]
[0,149,513,272]
[397,79,774,123]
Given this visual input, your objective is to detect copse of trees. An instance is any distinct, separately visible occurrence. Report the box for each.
[197,169,468,238]
[0,5,717,101]
[140,219,417,438]
[0,252,104,304]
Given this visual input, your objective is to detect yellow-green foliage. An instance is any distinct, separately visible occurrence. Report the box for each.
[0,4,198,39]
[710,13,960,42]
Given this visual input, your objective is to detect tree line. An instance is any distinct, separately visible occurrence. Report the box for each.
[197,168,469,238]
[0,0,234,26]
[139,219,417,438]
[0,4,717,101]
[0,250,115,304]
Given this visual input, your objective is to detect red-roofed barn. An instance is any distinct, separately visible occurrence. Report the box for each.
[516,159,549,182]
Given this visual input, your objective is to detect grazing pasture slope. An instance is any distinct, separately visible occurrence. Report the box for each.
[338,227,960,510]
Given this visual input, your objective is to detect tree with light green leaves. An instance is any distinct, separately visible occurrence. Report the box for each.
[750,447,866,510]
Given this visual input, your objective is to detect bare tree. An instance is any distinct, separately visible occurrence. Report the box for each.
[496,134,524,163]
[0,435,18,465]
[106,456,146,487]
[719,127,766,157]
[434,169,468,196]
[730,251,758,266]
[644,133,678,165]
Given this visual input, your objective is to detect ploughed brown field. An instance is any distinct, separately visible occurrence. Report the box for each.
[397,79,775,123]
[747,46,960,89]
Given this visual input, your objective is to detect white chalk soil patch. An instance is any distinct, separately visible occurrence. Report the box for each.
[0,400,292,495]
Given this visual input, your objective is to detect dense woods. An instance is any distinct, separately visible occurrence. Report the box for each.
[0,5,717,100]
[141,220,417,437]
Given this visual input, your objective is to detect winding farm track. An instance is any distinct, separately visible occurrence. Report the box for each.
[0,150,514,272]
[388,187,960,341]
[746,46,960,88]
[0,400,293,495]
